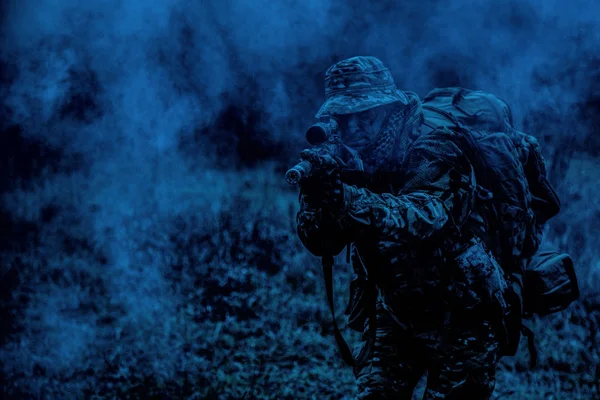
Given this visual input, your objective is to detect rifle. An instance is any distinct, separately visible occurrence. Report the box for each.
[286,117,372,186]
[286,121,379,367]
[285,119,343,185]
[285,146,346,186]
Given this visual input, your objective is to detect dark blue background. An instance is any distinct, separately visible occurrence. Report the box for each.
[1,1,598,398]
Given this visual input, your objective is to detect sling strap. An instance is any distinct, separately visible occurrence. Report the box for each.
[322,254,375,367]
[521,324,538,368]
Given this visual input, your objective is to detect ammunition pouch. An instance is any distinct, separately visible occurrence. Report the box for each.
[449,236,513,352]
[523,251,579,317]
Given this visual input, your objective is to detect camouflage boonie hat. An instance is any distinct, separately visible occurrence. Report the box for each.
[315,56,408,118]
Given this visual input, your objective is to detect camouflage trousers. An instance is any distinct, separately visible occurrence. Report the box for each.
[353,302,500,399]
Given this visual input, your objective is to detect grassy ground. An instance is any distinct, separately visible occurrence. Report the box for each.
[0,157,598,399]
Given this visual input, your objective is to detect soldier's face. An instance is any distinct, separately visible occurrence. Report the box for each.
[336,106,388,150]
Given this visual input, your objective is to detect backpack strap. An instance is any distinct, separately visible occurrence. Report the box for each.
[520,324,538,368]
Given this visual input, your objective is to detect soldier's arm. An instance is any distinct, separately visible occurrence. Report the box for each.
[339,130,476,244]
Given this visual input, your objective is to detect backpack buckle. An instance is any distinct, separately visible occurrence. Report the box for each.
[476,186,494,201]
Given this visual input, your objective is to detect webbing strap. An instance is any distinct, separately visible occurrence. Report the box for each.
[521,324,538,368]
[322,255,375,367]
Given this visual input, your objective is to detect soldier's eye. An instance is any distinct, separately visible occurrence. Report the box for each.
[335,115,350,130]
[357,109,377,124]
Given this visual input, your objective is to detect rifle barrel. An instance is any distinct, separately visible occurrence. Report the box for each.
[285,160,313,185]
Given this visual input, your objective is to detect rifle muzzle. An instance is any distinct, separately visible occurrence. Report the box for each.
[285,160,313,185]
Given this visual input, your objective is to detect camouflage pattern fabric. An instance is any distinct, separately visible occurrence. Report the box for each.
[338,126,476,247]
[353,302,499,400]
[315,56,409,118]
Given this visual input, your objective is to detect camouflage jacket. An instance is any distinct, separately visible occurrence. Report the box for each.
[297,127,479,329]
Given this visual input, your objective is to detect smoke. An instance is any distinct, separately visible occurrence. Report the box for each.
[3,0,599,161]
[1,0,600,391]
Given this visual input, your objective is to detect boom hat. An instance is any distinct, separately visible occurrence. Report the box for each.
[315,56,409,118]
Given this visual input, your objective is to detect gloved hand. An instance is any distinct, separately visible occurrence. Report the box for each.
[298,149,346,212]
[300,168,345,212]
[296,206,348,257]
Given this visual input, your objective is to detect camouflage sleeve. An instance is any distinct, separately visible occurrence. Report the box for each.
[340,130,476,244]
[296,194,353,257]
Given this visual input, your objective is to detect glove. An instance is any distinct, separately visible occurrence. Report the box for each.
[300,168,345,212]
[298,149,346,211]
[296,208,347,256]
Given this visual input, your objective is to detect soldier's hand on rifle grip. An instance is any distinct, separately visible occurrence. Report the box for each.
[298,151,346,212]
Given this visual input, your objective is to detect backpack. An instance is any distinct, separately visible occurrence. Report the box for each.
[421,87,579,364]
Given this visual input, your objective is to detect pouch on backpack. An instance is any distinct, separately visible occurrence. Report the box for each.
[523,251,579,317]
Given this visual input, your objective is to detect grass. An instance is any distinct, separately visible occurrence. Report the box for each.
[0,154,598,399]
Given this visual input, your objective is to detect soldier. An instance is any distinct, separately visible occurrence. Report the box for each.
[296,56,509,399]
